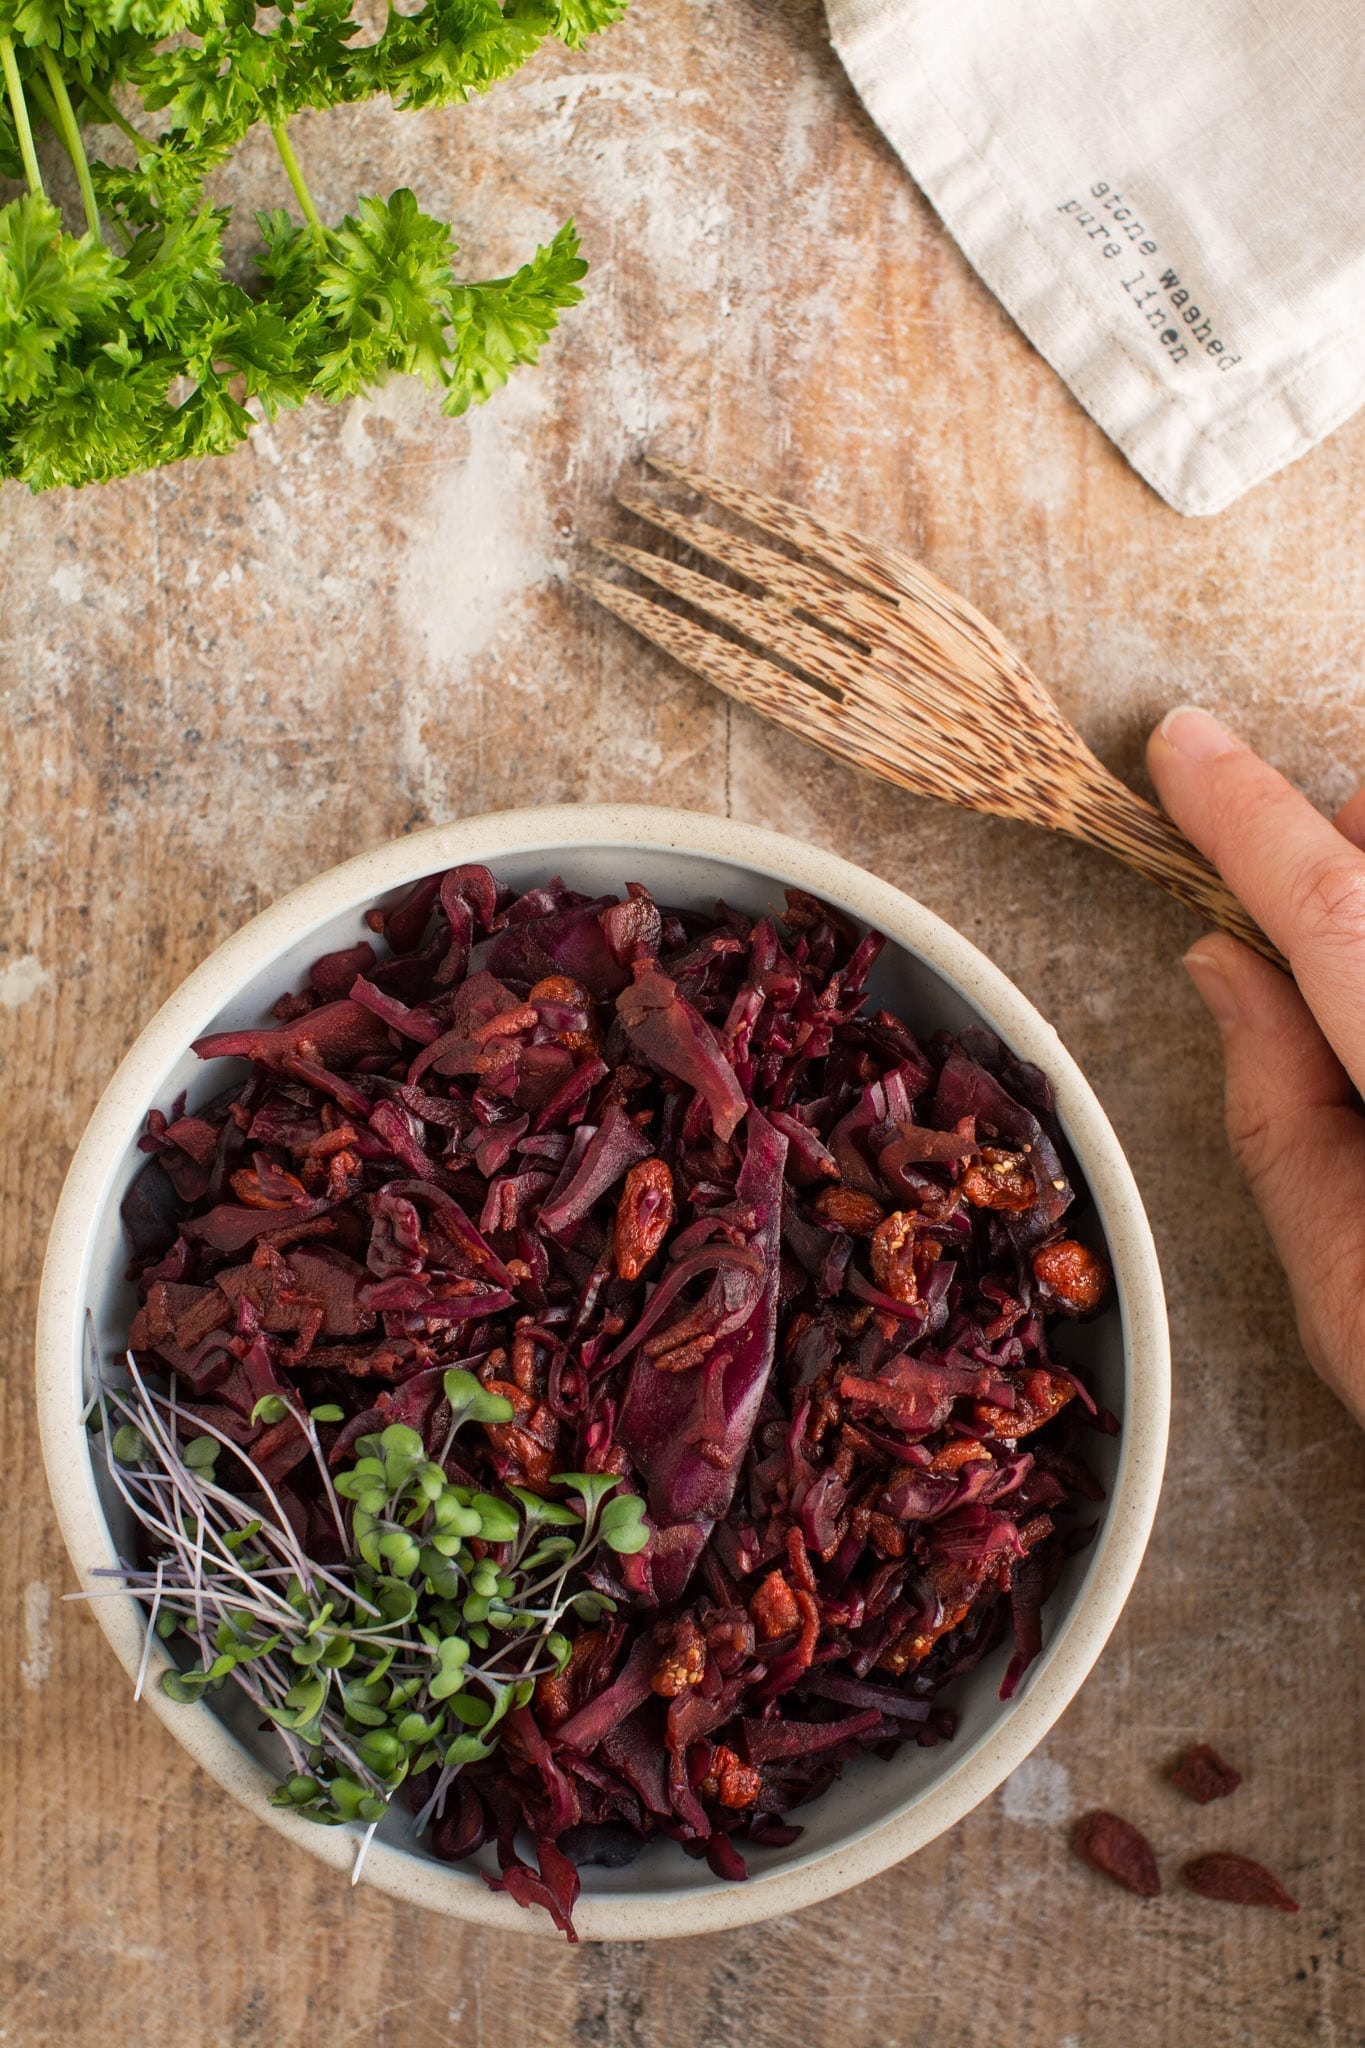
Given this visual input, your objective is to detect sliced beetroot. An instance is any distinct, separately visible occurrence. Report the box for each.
[742,1709,882,1763]
[616,962,748,1143]
[193,998,391,1068]
[617,1109,787,1526]
[538,1104,653,1242]
[309,939,377,1002]
[122,865,1114,1939]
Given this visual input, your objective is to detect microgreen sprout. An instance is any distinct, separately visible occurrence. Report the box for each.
[80,1355,648,1881]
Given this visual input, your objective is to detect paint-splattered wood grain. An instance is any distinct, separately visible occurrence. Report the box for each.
[2,2,1363,2042]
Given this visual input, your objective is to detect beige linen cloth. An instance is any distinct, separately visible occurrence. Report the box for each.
[825,0,1365,514]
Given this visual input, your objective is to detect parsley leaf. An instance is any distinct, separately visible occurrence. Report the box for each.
[0,0,625,489]
[443,217,587,414]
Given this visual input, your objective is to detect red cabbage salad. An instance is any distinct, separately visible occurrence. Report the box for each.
[107,866,1116,1939]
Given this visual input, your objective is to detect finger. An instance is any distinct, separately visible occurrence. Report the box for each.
[1148,707,1365,1086]
[1334,783,1365,852]
[1184,933,1365,1426]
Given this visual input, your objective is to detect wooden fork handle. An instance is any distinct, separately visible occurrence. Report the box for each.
[1065,764,1285,968]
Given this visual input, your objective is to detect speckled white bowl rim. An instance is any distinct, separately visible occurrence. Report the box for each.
[37,804,1169,1941]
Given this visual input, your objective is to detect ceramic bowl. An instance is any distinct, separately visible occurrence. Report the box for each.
[36,803,1168,1940]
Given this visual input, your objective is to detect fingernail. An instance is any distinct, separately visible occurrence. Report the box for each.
[1184,945,1238,1031]
[1157,705,1241,761]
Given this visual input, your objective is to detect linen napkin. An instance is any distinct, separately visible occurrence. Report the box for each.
[824,0,1365,514]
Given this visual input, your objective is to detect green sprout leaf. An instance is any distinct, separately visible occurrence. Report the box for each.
[445,1692,492,1728]
[508,1485,581,1530]
[112,1422,150,1464]
[442,1367,514,1426]
[272,1773,324,1808]
[442,1733,492,1768]
[553,1471,622,1514]
[599,1492,649,1554]
[571,1589,617,1624]
[468,1492,520,1544]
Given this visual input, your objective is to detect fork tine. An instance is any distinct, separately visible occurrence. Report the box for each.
[573,571,851,753]
[591,540,876,702]
[577,568,973,802]
[645,454,906,605]
[615,493,871,622]
[645,453,1032,679]
[607,513,1052,760]
[614,493,1010,697]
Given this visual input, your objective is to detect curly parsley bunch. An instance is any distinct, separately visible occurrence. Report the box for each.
[0,0,624,489]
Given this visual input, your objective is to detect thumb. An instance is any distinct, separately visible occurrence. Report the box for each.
[1184,933,1365,1422]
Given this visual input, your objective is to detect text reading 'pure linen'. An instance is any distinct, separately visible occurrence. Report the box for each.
[1052,184,1241,373]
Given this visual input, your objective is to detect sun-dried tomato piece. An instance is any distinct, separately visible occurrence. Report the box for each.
[1182,1853,1298,1912]
[613,1157,674,1281]
[1032,1238,1112,1314]
[813,1186,885,1235]
[749,1569,801,1642]
[528,974,590,1006]
[1072,1811,1161,1898]
[975,1367,1076,1440]
[961,1146,1036,1212]
[534,1628,607,1732]
[701,1744,762,1809]
[928,1437,992,1474]
[528,974,600,1052]
[864,1510,907,1556]
[230,1162,309,1210]
[869,1210,918,1302]
[482,1377,559,1492]
[649,1614,707,1698]
[510,1320,541,1394]
[1171,1744,1242,1805]
[649,1333,716,1374]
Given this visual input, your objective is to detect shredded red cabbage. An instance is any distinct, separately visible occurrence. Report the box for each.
[122,868,1116,1935]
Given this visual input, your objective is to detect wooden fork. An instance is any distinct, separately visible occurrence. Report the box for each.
[578,455,1280,966]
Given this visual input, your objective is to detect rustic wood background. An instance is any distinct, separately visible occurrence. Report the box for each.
[4,2,1364,2042]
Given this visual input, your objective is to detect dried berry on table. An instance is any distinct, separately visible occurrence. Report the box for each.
[1171,1743,1242,1804]
[1072,1810,1162,1897]
[1182,1853,1299,1912]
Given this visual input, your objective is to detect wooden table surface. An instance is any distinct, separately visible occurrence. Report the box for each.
[4,3,1364,2042]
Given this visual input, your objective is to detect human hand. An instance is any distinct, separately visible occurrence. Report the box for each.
[1148,705,1365,1429]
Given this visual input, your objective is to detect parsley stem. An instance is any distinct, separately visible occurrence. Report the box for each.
[39,52,101,239]
[80,78,154,153]
[0,37,42,196]
[270,120,325,242]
